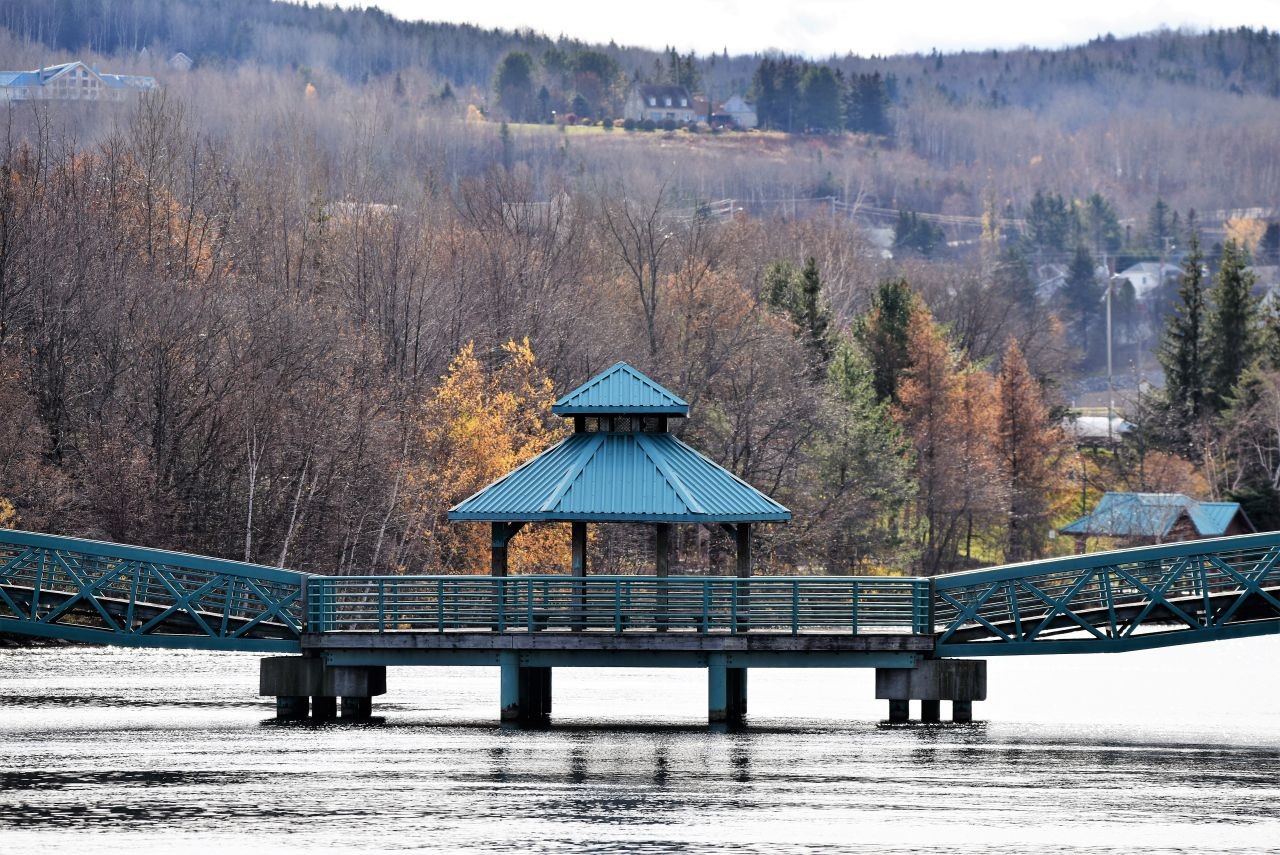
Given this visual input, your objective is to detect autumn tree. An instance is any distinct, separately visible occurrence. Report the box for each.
[895,306,1000,573]
[995,339,1065,562]
[410,340,569,573]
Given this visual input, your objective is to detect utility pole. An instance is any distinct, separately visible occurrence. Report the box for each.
[1104,252,1114,445]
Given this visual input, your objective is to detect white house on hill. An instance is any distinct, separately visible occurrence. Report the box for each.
[716,94,757,129]
[624,84,697,123]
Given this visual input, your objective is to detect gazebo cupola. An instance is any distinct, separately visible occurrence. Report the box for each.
[448,362,790,578]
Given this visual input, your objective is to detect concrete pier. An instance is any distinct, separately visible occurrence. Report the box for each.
[708,654,748,724]
[499,652,552,723]
[260,656,386,720]
[876,659,986,723]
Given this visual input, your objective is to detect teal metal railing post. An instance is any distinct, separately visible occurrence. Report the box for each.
[378,579,386,632]
[791,579,799,635]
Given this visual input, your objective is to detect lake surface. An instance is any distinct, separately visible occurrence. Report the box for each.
[2,639,1279,853]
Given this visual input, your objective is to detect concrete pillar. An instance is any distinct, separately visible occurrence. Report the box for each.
[888,699,910,723]
[276,696,308,720]
[708,654,747,724]
[312,696,338,721]
[260,656,386,720]
[341,696,373,720]
[875,659,987,724]
[499,651,552,723]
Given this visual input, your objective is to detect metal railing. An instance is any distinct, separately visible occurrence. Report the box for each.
[307,575,931,635]
[933,532,1280,655]
[0,528,309,652]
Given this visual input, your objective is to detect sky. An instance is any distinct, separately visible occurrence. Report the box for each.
[347,0,1279,56]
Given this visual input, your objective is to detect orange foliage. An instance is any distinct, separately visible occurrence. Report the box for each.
[409,339,570,573]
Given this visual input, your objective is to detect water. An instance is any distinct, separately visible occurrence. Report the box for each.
[2,640,1279,854]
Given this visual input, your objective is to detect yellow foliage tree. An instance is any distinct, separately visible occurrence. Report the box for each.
[0,497,16,530]
[1225,216,1266,253]
[410,339,570,573]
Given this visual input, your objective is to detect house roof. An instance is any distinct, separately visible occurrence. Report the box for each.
[448,431,790,523]
[1060,492,1251,538]
[635,84,693,104]
[0,61,156,91]
[552,362,688,415]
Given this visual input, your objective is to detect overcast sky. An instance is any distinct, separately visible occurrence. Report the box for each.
[348,1,1279,56]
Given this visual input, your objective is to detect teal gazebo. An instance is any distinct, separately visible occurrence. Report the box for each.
[449,362,790,578]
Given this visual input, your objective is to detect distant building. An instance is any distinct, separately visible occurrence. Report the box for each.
[1060,491,1254,551]
[0,61,158,102]
[167,52,193,72]
[624,84,697,123]
[1114,261,1180,301]
[1062,413,1133,447]
[716,94,757,129]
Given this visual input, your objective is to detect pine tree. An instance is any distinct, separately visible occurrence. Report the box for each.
[995,339,1064,561]
[1205,239,1260,413]
[1062,244,1101,354]
[1158,232,1208,441]
[856,278,917,402]
[763,258,834,370]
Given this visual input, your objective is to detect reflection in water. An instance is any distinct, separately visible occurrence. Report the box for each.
[0,648,1278,853]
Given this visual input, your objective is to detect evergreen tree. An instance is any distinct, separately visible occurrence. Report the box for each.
[800,65,845,132]
[993,246,1036,310]
[494,51,536,121]
[807,337,914,570]
[763,258,834,369]
[1158,232,1208,442]
[856,278,917,402]
[1025,190,1074,254]
[1147,198,1171,250]
[893,210,945,256]
[1205,239,1260,412]
[845,73,891,135]
[1061,245,1101,354]
[1082,192,1123,254]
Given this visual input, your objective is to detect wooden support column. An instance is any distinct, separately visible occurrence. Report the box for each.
[655,523,670,631]
[571,521,587,631]
[735,523,752,577]
[491,522,525,578]
[655,524,671,576]
[571,521,588,576]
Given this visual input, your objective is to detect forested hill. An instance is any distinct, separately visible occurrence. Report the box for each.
[6,0,1280,104]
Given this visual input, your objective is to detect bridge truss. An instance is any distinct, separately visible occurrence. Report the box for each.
[0,529,308,651]
[933,532,1280,656]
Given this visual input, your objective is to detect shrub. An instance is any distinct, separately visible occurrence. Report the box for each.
[622,117,636,131]
[602,117,614,130]
[660,118,677,132]
[640,118,656,132]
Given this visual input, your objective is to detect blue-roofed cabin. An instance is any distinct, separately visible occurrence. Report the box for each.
[449,362,790,577]
[1060,492,1254,552]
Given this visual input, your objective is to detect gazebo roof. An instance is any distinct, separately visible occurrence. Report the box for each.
[448,432,790,523]
[551,362,689,416]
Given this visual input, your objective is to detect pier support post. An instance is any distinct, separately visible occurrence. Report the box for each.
[500,652,552,723]
[260,657,386,720]
[311,696,338,721]
[276,696,308,720]
[875,659,986,723]
[708,654,747,724]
